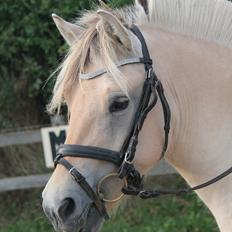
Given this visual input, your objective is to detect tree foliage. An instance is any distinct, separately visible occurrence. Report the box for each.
[0,0,133,129]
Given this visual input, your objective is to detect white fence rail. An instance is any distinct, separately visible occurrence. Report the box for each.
[0,129,176,192]
[0,174,51,192]
[0,129,41,147]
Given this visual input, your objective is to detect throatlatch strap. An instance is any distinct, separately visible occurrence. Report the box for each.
[156,80,171,158]
[130,24,171,159]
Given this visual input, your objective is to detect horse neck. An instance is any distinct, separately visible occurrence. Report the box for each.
[144,26,232,231]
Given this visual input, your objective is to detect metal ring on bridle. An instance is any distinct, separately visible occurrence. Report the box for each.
[124,152,133,164]
[97,173,127,203]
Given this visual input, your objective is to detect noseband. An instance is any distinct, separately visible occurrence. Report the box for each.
[54,25,232,219]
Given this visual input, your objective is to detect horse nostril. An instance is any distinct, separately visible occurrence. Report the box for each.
[58,198,76,222]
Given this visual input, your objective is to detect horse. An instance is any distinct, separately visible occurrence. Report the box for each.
[42,0,232,231]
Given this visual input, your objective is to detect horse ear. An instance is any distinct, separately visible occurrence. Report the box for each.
[52,14,80,46]
[97,10,132,50]
[136,0,148,14]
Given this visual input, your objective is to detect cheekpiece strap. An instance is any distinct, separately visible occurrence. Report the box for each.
[54,155,109,219]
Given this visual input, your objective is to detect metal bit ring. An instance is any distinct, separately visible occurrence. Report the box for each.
[97,173,127,203]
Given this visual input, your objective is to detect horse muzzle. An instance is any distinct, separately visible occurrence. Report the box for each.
[42,193,103,232]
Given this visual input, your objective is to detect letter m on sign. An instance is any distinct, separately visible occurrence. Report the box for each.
[41,125,68,168]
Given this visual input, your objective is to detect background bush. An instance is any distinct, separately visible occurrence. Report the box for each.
[0,0,133,129]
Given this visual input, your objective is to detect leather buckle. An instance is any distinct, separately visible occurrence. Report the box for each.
[138,190,160,199]
[124,151,133,164]
[69,167,86,183]
[146,68,153,79]
[54,154,63,168]
[118,153,134,179]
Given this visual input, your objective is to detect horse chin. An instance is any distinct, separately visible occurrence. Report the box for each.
[51,205,104,232]
[79,205,104,232]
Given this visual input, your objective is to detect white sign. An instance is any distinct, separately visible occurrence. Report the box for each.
[41,125,68,168]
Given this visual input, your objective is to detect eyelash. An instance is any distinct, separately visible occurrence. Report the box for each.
[109,96,129,113]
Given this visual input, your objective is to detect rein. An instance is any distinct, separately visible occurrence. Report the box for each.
[53,25,232,219]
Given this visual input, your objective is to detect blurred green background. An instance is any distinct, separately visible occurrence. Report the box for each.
[0,0,133,130]
[0,176,219,232]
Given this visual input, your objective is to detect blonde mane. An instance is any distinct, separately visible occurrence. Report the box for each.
[48,0,232,113]
[147,0,232,48]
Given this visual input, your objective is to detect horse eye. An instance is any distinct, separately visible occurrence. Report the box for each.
[109,96,129,113]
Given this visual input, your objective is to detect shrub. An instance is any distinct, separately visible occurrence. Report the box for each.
[0,0,133,129]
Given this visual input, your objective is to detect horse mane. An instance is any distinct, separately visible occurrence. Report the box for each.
[147,0,232,48]
[48,0,232,113]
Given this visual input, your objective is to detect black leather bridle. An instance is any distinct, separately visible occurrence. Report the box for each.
[54,25,232,220]
[54,25,170,219]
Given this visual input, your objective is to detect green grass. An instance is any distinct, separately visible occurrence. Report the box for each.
[0,176,219,232]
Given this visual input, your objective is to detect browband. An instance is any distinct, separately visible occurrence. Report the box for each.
[80,57,146,80]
